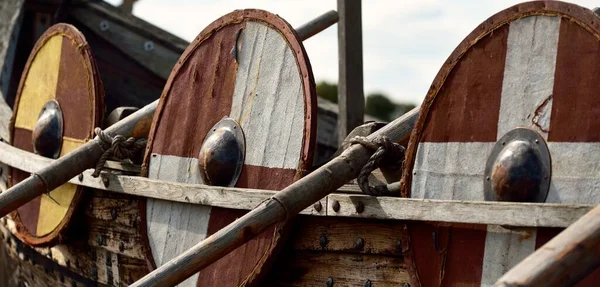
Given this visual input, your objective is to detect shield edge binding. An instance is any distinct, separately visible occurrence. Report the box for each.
[399,1,600,286]
[8,23,104,246]
[137,9,317,285]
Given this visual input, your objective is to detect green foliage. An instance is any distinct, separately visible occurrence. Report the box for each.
[316,81,338,103]
[365,93,395,121]
[316,81,416,122]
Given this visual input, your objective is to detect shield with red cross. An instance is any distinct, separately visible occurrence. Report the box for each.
[9,23,104,246]
[401,2,600,286]
[140,10,316,286]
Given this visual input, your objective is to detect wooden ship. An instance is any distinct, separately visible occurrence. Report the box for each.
[0,0,599,286]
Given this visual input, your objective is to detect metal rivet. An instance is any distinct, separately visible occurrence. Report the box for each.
[313,201,322,212]
[332,200,340,212]
[78,173,83,182]
[355,238,365,250]
[364,279,372,287]
[119,241,125,252]
[102,176,110,188]
[396,240,403,253]
[486,176,490,181]
[99,20,109,31]
[403,283,411,287]
[355,201,364,213]
[96,234,104,246]
[111,208,117,220]
[144,41,154,52]
[535,139,539,144]
[319,234,328,248]
[326,277,334,287]
[502,141,506,145]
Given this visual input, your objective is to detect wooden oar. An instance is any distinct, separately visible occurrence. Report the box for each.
[0,10,340,218]
[129,107,419,287]
[495,204,600,287]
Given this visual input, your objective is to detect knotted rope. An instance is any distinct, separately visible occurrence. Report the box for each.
[92,128,147,177]
[350,136,405,196]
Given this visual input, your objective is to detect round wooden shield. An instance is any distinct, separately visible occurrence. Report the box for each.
[9,24,104,246]
[401,2,600,286]
[141,10,316,286]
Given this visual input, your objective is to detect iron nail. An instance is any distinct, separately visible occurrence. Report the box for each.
[102,176,110,188]
[355,238,365,250]
[111,208,117,220]
[535,139,539,144]
[502,141,506,145]
[486,176,490,181]
[78,173,83,182]
[355,201,364,214]
[96,234,104,246]
[332,200,340,212]
[364,279,372,287]
[313,201,322,212]
[319,234,328,248]
[326,277,334,287]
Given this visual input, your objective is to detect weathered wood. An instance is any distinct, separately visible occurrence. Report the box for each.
[267,251,409,286]
[125,108,427,286]
[0,99,158,218]
[291,217,404,255]
[327,194,592,228]
[295,10,338,41]
[0,0,23,141]
[496,204,600,287]
[70,6,180,80]
[0,136,590,228]
[337,0,364,145]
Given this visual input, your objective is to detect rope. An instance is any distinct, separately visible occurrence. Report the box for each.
[350,136,405,196]
[92,128,147,177]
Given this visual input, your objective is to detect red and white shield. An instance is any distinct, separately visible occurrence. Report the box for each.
[401,2,600,286]
[140,10,316,286]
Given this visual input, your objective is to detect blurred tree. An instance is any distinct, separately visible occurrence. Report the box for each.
[316,81,338,103]
[316,81,415,122]
[365,93,396,121]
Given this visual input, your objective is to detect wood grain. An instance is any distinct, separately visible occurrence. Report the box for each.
[268,251,409,287]
[291,217,404,255]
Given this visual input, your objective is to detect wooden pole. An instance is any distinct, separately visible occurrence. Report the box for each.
[495,204,600,287]
[337,0,364,145]
[0,100,158,218]
[296,10,338,41]
[0,11,341,218]
[130,106,419,287]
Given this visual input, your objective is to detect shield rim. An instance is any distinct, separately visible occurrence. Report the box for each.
[138,9,317,285]
[8,23,104,246]
[399,1,600,286]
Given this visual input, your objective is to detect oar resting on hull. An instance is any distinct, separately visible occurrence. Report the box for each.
[130,107,419,287]
[0,9,339,219]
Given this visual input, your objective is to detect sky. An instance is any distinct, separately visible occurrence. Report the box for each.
[106,0,599,105]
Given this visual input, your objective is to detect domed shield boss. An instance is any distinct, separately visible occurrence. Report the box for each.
[484,128,551,203]
[10,24,104,246]
[400,2,600,286]
[198,118,245,187]
[141,9,316,286]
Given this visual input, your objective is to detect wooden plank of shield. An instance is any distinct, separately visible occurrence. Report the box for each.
[140,9,316,287]
[8,23,104,246]
[400,2,600,286]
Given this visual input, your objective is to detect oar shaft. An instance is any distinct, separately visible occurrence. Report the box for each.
[0,10,339,219]
[130,107,419,287]
[296,10,338,41]
[495,204,600,287]
[0,100,158,217]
